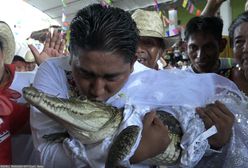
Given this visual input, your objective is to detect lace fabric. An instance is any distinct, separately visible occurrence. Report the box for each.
[195,91,248,168]
[107,70,248,167]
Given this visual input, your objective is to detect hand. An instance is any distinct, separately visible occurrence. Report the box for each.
[130,111,171,163]
[196,101,234,149]
[28,29,66,65]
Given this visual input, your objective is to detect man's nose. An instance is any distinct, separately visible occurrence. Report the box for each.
[90,78,105,98]
[196,49,203,59]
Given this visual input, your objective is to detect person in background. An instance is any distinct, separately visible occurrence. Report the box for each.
[12,55,26,72]
[229,11,248,96]
[195,0,248,96]
[183,16,232,77]
[9,27,65,167]
[0,21,30,164]
[12,52,37,72]
[132,9,166,70]
[24,50,37,71]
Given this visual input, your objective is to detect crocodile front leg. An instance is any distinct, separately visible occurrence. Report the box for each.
[105,125,140,168]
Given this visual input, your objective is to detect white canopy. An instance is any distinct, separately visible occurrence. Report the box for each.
[25,0,173,24]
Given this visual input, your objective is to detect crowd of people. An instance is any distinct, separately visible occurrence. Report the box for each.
[0,0,248,167]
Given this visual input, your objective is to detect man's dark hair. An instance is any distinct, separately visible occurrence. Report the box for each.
[184,16,223,42]
[12,55,26,63]
[69,4,139,63]
[229,11,248,48]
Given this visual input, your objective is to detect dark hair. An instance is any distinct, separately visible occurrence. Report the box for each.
[229,11,248,48]
[184,16,223,42]
[69,4,139,63]
[12,55,26,63]
[139,36,166,51]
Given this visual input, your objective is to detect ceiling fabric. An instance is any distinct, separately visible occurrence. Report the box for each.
[25,0,173,24]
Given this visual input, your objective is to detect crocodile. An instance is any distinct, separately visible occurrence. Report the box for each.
[23,86,182,167]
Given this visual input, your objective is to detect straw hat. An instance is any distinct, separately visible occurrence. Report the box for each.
[0,21,15,64]
[132,9,164,38]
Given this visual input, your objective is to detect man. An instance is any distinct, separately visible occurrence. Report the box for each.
[30,4,234,168]
[183,16,232,76]
[132,9,166,70]
[30,4,170,168]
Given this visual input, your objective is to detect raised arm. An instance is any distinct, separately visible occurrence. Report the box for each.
[201,0,227,17]
[28,29,66,65]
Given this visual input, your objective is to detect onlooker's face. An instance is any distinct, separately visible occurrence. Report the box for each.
[136,38,163,69]
[187,32,220,73]
[233,22,248,77]
[26,62,36,71]
[71,50,134,101]
[12,60,26,72]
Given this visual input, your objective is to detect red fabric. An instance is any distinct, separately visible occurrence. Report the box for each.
[0,95,13,116]
[9,102,30,134]
[0,64,30,164]
[0,116,11,164]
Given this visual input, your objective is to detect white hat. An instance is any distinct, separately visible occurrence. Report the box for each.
[24,50,35,62]
[132,9,164,38]
[0,21,15,64]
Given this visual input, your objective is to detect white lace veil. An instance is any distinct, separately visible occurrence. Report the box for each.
[106,68,248,167]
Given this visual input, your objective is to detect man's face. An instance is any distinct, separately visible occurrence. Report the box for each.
[233,22,248,77]
[12,61,26,72]
[71,50,134,101]
[136,40,163,69]
[187,32,220,73]
[26,62,36,71]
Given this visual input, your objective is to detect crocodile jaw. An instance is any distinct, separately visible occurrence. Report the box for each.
[23,87,123,144]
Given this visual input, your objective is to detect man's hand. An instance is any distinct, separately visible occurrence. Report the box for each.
[196,101,234,149]
[28,30,66,65]
[130,111,171,163]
